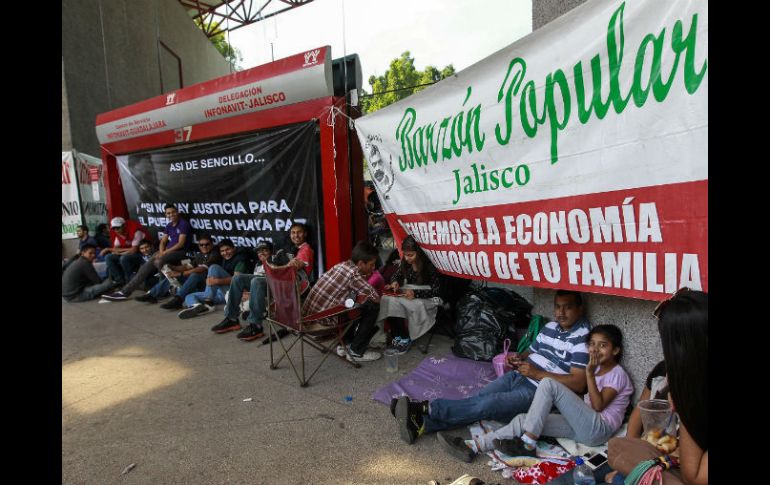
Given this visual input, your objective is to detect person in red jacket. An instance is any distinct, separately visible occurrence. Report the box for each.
[99,217,150,285]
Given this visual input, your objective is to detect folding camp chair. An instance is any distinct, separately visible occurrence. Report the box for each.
[263,263,363,387]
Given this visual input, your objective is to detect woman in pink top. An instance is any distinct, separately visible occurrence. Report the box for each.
[459,324,633,457]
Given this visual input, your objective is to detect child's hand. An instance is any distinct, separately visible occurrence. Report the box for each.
[404,289,415,299]
[587,351,599,374]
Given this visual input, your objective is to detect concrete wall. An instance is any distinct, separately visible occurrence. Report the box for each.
[62,59,73,152]
[61,0,232,156]
[533,0,588,30]
[528,0,662,401]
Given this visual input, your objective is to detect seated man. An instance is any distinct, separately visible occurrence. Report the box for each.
[62,225,100,272]
[76,225,98,253]
[178,238,248,319]
[135,234,221,306]
[103,204,192,300]
[301,241,381,362]
[94,223,111,252]
[211,223,315,337]
[393,290,591,444]
[210,241,276,341]
[283,222,315,287]
[137,239,160,289]
[61,244,115,302]
[100,217,149,285]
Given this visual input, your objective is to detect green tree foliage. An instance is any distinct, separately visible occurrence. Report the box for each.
[194,18,244,71]
[361,52,455,114]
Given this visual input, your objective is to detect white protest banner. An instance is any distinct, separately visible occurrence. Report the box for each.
[355,0,707,301]
[62,152,82,239]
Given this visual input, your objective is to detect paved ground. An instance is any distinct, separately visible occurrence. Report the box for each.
[62,298,523,485]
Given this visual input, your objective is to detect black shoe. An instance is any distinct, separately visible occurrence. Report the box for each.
[177,303,214,320]
[493,436,537,457]
[390,398,398,417]
[135,292,158,303]
[437,431,476,463]
[211,317,241,334]
[237,324,264,341]
[160,296,183,310]
[394,396,425,444]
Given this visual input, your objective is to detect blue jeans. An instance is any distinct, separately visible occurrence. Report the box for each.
[224,274,267,325]
[184,265,229,307]
[121,250,186,295]
[149,272,205,299]
[423,370,538,433]
[491,378,616,446]
[105,252,143,284]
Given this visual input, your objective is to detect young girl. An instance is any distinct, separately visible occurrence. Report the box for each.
[375,236,441,351]
[446,324,633,459]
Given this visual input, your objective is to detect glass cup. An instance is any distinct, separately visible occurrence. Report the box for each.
[384,348,399,373]
[638,399,679,452]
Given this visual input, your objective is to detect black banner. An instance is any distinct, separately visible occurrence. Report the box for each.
[117,121,323,273]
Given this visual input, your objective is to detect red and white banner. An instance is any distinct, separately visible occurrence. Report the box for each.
[75,151,108,233]
[95,46,332,145]
[62,152,81,239]
[355,0,707,301]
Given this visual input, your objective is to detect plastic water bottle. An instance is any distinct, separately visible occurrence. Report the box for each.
[161,264,181,288]
[572,457,596,485]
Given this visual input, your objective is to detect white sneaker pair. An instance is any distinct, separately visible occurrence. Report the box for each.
[347,346,382,362]
[335,344,381,362]
[177,302,214,320]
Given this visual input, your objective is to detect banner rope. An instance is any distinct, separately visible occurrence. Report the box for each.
[320,103,361,219]
[322,105,340,219]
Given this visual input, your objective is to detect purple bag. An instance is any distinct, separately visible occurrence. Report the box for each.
[492,338,512,378]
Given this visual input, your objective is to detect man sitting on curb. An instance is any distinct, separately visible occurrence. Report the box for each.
[302,240,382,362]
[103,204,192,301]
[62,244,116,302]
[178,238,248,319]
[284,222,315,287]
[100,216,149,286]
[135,234,220,306]
[137,239,161,290]
[393,290,591,447]
[210,240,276,341]
[62,225,100,273]
[94,223,111,253]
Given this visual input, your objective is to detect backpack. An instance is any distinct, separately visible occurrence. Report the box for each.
[236,247,257,274]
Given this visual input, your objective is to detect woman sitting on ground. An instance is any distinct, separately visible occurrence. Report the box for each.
[439,324,633,462]
[607,289,708,485]
[375,236,441,352]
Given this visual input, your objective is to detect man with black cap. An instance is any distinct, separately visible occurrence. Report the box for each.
[211,240,275,341]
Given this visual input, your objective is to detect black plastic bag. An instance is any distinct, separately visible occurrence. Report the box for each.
[451,286,534,361]
[482,286,533,339]
[451,289,507,361]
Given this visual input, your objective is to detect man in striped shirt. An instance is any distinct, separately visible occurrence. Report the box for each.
[394,290,591,444]
[302,241,381,362]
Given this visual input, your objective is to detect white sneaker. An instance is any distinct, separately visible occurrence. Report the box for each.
[336,345,347,357]
[346,349,382,362]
